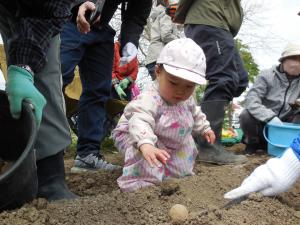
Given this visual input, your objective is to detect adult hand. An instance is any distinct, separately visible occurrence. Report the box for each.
[268,116,283,125]
[119,78,131,90]
[76,1,100,34]
[6,65,46,124]
[114,84,127,100]
[139,144,170,168]
[120,42,138,66]
[204,129,216,144]
[224,148,300,200]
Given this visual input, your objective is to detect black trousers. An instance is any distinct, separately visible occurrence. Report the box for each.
[185,24,248,102]
[239,109,267,147]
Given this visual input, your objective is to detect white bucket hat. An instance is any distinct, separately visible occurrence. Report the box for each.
[156,38,207,85]
[279,42,300,62]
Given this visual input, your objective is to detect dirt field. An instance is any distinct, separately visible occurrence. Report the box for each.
[1,143,300,225]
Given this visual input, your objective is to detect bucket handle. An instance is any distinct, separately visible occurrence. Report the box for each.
[263,126,289,148]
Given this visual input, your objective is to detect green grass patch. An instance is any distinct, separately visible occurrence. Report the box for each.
[65,130,118,159]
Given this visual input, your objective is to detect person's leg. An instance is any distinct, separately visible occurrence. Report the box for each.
[232,49,248,98]
[164,137,197,178]
[239,109,266,154]
[72,25,121,172]
[112,129,164,191]
[34,35,71,159]
[185,24,247,164]
[186,25,245,101]
[60,22,85,88]
[117,147,164,192]
[60,22,86,137]
[34,35,76,200]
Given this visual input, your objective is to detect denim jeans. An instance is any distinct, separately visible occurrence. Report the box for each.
[61,22,115,157]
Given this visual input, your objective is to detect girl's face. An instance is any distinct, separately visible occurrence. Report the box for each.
[282,56,300,76]
[155,65,196,105]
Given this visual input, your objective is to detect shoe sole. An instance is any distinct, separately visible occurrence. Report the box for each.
[70,166,122,173]
[70,167,99,173]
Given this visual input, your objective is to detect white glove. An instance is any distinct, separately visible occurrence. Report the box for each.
[224,148,300,200]
[120,42,138,66]
[268,116,283,125]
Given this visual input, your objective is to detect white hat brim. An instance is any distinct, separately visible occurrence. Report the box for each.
[163,64,207,85]
[279,50,300,62]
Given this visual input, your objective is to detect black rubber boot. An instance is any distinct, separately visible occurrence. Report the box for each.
[37,151,78,201]
[243,143,259,155]
[195,100,247,165]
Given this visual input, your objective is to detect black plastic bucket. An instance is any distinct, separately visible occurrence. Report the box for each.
[0,90,38,211]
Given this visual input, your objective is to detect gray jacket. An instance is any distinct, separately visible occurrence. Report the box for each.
[145,5,182,65]
[246,66,300,122]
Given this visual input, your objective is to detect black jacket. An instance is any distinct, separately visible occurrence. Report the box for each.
[72,0,152,49]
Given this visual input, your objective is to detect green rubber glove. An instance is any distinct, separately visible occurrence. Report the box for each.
[114,84,127,100]
[119,78,131,90]
[6,65,46,124]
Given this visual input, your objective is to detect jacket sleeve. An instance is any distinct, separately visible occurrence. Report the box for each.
[245,70,277,122]
[173,0,196,24]
[160,14,181,44]
[123,93,158,148]
[188,97,211,135]
[9,0,72,73]
[119,0,152,50]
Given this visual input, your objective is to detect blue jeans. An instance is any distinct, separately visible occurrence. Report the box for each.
[61,22,115,157]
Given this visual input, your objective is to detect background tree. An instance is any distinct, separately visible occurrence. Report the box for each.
[235,39,259,83]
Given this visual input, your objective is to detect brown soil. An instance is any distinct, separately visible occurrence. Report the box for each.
[1,144,300,225]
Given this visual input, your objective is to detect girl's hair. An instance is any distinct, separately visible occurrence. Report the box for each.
[157,64,164,70]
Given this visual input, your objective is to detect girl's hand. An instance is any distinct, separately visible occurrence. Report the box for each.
[204,129,216,144]
[139,144,170,168]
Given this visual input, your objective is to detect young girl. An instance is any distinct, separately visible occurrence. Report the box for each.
[112,38,215,192]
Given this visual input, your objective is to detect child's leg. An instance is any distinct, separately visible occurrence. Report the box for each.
[165,139,198,178]
[118,150,165,192]
[111,126,132,155]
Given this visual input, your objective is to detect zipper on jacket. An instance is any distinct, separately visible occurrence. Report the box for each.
[278,80,292,118]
